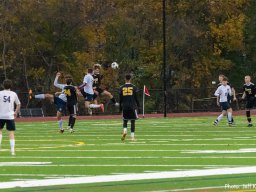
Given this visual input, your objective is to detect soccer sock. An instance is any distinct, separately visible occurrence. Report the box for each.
[123,120,128,133]
[214,114,223,124]
[131,120,135,133]
[70,116,76,128]
[131,132,135,138]
[110,97,117,104]
[58,119,63,129]
[227,112,232,124]
[89,104,100,108]
[10,139,15,153]
[68,116,72,127]
[246,110,252,123]
[35,94,45,99]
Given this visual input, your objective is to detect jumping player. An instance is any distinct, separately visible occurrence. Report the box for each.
[29,72,67,133]
[0,79,21,155]
[79,68,104,115]
[242,75,256,127]
[119,74,140,141]
[93,64,119,106]
[214,76,233,126]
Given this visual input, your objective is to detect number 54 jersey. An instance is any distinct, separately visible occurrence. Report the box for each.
[119,83,140,110]
[0,90,21,120]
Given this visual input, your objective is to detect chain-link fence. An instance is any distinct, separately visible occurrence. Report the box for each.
[16,87,246,117]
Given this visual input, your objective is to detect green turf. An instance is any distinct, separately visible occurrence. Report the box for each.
[1,116,256,191]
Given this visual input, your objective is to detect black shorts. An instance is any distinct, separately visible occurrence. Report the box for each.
[220,102,231,111]
[246,97,255,109]
[67,104,77,116]
[123,109,138,120]
[0,119,16,131]
[93,87,104,100]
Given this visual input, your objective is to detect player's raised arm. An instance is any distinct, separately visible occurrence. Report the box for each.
[54,72,65,90]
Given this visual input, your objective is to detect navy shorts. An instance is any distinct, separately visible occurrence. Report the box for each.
[0,119,16,131]
[220,102,231,111]
[67,104,77,116]
[80,90,94,101]
[54,97,66,113]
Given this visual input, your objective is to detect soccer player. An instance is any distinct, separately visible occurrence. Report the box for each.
[217,74,236,124]
[0,79,21,155]
[79,68,104,115]
[214,77,233,126]
[242,75,256,127]
[63,76,78,133]
[119,74,140,141]
[92,64,119,106]
[29,72,67,133]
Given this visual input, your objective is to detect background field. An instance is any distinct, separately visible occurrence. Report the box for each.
[1,115,256,191]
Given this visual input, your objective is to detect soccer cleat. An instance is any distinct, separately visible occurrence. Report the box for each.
[59,129,64,134]
[248,124,253,127]
[69,128,75,133]
[114,102,120,107]
[213,122,218,126]
[121,132,127,141]
[100,104,104,112]
[228,123,233,127]
[11,151,16,156]
[130,137,136,142]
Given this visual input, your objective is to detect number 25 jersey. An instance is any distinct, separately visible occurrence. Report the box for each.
[119,83,140,110]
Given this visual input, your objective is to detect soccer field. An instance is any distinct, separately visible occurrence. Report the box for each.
[1,116,256,191]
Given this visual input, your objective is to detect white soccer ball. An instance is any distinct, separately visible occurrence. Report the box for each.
[111,62,119,69]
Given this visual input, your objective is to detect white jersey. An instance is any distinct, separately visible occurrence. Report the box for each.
[54,76,67,102]
[83,73,94,94]
[0,90,21,120]
[214,85,232,102]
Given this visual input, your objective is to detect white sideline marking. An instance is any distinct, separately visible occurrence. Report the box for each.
[1,166,256,189]
[0,162,51,166]
[147,186,224,192]
[184,148,256,154]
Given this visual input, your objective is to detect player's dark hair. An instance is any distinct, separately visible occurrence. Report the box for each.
[66,78,73,85]
[125,74,132,81]
[222,76,228,81]
[88,68,93,74]
[3,79,12,89]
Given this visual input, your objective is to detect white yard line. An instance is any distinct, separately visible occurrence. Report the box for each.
[0,162,51,166]
[1,166,256,189]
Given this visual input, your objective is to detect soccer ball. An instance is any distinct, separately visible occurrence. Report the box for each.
[111,62,119,69]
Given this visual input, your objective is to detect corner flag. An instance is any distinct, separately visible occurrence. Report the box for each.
[142,85,150,118]
[144,85,150,96]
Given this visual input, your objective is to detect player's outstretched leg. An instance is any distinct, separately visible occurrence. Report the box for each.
[89,104,104,112]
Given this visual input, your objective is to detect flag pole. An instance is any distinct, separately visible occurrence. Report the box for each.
[143,85,145,118]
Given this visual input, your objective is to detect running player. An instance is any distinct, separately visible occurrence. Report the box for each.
[63,76,78,133]
[29,72,67,133]
[93,64,119,106]
[242,75,256,127]
[214,76,233,126]
[0,79,21,155]
[79,68,104,115]
[119,74,140,141]
[217,74,236,124]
